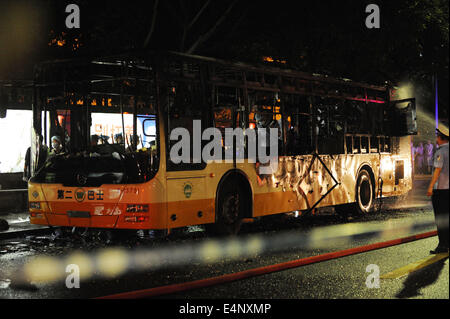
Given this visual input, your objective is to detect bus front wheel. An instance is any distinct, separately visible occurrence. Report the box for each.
[209,186,244,236]
[335,168,375,216]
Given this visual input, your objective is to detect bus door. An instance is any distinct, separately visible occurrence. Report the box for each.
[164,80,210,228]
[164,108,209,229]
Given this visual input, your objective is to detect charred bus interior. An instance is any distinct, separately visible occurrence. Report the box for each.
[30,55,160,187]
[157,51,416,162]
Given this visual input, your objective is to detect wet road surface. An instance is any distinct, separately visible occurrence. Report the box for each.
[0,179,448,299]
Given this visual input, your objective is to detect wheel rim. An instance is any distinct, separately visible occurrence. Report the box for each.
[222,193,240,225]
[358,174,373,211]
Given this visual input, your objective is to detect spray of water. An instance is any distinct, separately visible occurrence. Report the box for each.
[397,80,447,145]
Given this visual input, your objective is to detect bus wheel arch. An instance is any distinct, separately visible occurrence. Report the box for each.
[210,170,253,235]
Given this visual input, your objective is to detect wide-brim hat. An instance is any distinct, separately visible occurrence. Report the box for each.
[436,123,449,138]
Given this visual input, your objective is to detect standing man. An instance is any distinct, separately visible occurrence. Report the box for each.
[427,124,449,254]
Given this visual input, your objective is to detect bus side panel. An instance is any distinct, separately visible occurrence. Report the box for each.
[379,136,413,197]
[236,160,300,216]
[395,135,413,194]
[241,154,385,217]
[244,149,411,218]
[165,173,215,229]
[114,174,168,230]
[164,162,237,229]
[239,155,348,216]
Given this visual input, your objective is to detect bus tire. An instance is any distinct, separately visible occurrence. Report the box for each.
[355,168,375,214]
[209,185,244,236]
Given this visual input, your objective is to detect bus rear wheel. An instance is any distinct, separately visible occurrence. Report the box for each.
[335,168,375,217]
[355,169,375,214]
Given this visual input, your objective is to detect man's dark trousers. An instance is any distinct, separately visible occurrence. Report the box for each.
[432,189,449,249]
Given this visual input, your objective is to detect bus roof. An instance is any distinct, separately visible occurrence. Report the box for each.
[34,50,391,105]
[35,50,388,92]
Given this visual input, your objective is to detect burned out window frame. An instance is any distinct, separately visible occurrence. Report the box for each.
[344,134,392,155]
[211,85,248,160]
[282,94,314,156]
[165,79,208,172]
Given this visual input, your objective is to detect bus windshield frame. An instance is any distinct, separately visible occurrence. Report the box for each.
[30,55,160,186]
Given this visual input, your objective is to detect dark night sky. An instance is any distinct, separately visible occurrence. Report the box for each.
[0,0,448,118]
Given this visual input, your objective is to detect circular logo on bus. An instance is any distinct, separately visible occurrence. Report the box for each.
[75,188,86,202]
[183,182,193,198]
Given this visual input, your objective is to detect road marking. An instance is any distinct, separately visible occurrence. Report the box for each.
[381,253,449,279]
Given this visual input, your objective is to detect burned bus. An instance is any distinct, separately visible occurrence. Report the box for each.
[28,51,417,235]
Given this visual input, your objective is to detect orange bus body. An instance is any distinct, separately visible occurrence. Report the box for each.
[29,114,413,230]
